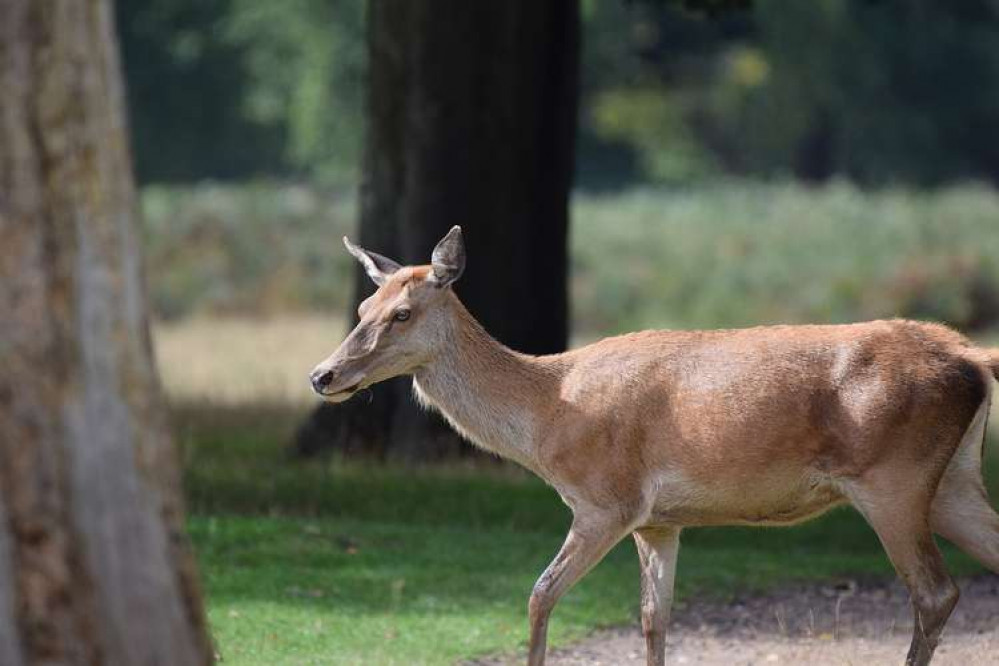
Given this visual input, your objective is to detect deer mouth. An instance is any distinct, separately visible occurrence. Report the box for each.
[324,382,360,403]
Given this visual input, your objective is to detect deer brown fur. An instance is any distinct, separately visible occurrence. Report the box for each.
[311,226,999,666]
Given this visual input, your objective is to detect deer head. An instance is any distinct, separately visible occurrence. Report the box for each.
[309,226,466,402]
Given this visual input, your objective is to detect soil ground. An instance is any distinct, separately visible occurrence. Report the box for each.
[471,576,999,665]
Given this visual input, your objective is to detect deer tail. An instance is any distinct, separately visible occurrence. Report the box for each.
[985,348,999,381]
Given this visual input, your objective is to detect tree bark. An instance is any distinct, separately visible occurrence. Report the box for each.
[0,1,213,663]
[295,0,580,460]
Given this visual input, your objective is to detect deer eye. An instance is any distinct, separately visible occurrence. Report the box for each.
[393,309,411,322]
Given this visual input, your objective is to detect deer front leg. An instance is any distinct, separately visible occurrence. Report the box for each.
[634,527,681,666]
[527,516,630,666]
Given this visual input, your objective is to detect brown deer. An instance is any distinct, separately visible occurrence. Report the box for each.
[310,226,999,666]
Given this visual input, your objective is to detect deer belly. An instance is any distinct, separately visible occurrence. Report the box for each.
[647,468,846,527]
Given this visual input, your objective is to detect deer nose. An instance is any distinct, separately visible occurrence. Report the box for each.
[310,369,335,393]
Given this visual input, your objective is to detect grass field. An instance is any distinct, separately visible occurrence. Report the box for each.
[169,359,999,665]
[182,427,997,666]
[170,330,998,665]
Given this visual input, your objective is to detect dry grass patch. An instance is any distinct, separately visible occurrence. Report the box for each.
[152,314,346,406]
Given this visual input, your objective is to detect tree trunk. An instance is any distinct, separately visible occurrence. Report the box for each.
[295,0,580,460]
[0,1,213,663]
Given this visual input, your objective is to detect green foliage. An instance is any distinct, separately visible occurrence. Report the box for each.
[143,181,999,334]
[581,0,999,186]
[185,422,996,664]
[705,0,999,183]
[571,181,999,334]
[576,0,746,188]
[117,0,999,186]
[589,88,716,183]
[116,0,289,182]
[117,0,364,185]
[141,183,356,319]
[225,0,365,183]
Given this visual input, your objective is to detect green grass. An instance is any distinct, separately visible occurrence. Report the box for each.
[185,424,998,665]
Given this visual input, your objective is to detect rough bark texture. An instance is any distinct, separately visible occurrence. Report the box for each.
[0,1,213,663]
[296,0,580,460]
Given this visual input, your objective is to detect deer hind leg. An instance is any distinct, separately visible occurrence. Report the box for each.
[633,527,681,666]
[527,515,631,666]
[930,397,999,573]
[846,472,959,666]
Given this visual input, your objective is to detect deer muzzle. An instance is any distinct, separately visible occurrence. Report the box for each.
[309,364,365,403]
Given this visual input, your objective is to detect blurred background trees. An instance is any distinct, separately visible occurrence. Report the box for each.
[118,0,999,188]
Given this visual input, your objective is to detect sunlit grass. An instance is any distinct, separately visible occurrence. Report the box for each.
[186,426,997,665]
[191,512,914,666]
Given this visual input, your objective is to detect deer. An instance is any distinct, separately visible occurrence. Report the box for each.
[309,226,999,666]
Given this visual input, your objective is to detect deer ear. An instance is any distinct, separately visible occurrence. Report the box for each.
[343,237,401,286]
[430,226,465,288]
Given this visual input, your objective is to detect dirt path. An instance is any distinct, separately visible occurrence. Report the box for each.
[470,576,999,665]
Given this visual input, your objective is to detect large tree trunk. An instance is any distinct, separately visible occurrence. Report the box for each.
[0,1,213,663]
[295,0,580,460]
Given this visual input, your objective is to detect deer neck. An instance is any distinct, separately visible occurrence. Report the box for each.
[412,295,559,468]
